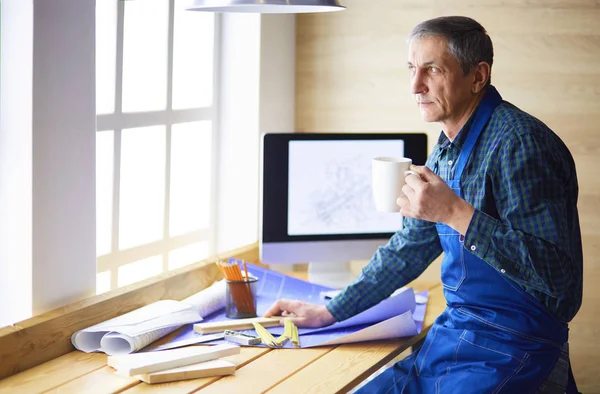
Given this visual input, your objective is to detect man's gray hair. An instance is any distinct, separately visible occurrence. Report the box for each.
[409,16,494,86]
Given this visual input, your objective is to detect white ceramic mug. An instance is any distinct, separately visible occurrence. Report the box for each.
[372,157,413,212]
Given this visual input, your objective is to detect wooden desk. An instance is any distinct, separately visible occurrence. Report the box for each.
[0,282,444,394]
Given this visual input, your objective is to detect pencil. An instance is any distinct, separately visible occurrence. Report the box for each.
[221,260,256,315]
[243,260,249,282]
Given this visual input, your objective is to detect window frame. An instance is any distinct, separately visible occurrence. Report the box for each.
[95,0,221,292]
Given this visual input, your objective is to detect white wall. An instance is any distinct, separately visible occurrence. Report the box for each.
[0,0,34,326]
[215,14,261,254]
[259,15,296,134]
[216,14,296,253]
[0,0,96,326]
[258,14,296,272]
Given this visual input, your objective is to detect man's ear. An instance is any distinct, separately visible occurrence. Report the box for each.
[472,62,491,94]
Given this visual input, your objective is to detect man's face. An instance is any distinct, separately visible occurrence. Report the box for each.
[408,36,476,127]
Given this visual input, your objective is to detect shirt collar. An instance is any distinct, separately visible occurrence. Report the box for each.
[435,104,478,150]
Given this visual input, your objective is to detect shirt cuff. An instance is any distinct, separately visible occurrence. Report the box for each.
[325,290,356,322]
[325,301,343,322]
[463,208,497,259]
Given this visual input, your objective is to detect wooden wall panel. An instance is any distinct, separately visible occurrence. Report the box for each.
[296,1,600,391]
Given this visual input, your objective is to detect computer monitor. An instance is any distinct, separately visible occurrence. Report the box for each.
[260,132,428,288]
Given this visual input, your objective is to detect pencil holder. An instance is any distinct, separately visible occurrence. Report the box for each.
[225,277,258,319]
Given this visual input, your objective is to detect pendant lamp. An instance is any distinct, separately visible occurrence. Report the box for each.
[186,0,345,13]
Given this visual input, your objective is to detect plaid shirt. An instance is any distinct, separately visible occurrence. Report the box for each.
[327,91,583,323]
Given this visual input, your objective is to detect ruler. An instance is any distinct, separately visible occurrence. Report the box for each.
[147,332,225,352]
[194,317,281,334]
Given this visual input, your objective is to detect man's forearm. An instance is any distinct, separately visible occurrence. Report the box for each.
[444,197,475,236]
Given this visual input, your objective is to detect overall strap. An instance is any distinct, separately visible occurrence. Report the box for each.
[453,86,503,181]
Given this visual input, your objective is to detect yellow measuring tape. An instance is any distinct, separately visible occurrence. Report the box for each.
[252,322,278,347]
[253,319,300,348]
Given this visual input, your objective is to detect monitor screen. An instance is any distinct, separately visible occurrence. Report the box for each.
[260,132,428,287]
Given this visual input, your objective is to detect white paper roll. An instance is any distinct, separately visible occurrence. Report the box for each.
[181,279,227,318]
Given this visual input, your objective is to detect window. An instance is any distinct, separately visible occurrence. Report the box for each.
[0,1,289,324]
[95,0,218,293]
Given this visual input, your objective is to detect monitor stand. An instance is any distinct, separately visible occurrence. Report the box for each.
[307,261,357,289]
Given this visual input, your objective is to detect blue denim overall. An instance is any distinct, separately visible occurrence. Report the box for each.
[357,87,575,393]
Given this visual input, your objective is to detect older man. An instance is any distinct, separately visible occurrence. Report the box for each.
[265,16,582,393]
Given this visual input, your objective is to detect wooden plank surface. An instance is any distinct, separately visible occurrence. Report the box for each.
[120,347,269,394]
[44,347,269,394]
[108,344,240,377]
[44,366,140,394]
[0,351,106,394]
[195,347,334,394]
[137,359,236,384]
[268,284,445,394]
[193,317,281,334]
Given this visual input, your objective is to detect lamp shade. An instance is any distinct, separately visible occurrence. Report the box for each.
[186,0,345,13]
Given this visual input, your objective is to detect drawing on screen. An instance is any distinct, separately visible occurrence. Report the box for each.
[303,155,372,229]
[287,139,403,236]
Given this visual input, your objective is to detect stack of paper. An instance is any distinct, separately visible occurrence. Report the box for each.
[108,343,240,384]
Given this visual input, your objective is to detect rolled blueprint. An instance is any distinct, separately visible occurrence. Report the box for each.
[181,279,226,318]
[72,279,227,355]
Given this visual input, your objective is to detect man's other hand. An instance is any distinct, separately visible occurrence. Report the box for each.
[397,165,475,235]
[263,299,336,328]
